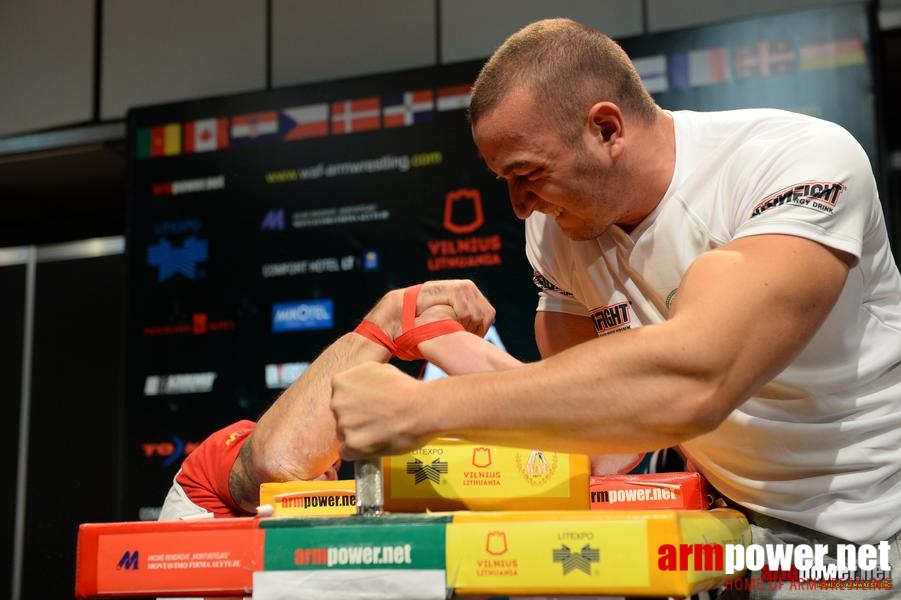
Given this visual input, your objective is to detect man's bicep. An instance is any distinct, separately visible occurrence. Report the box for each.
[668,233,850,402]
[535,310,597,358]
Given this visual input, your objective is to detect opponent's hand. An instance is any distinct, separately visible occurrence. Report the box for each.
[415,303,457,326]
[363,279,495,340]
[417,279,495,337]
[330,362,429,460]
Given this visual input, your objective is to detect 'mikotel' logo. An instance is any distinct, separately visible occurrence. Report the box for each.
[750,181,846,218]
[590,301,631,336]
[552,544,600,575]
[406,458,449,484]
[117,550,140,570]
[272,300,334,332]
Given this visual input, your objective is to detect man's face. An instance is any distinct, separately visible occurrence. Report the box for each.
[471,89,625,241]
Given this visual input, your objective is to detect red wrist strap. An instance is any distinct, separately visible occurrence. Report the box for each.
[401,284,422,332]
[355,283,466,360]
[394,284,465,360]
[353,320,397,355]
[394,320,465,360]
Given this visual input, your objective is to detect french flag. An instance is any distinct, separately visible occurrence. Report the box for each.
[669,47,730,89]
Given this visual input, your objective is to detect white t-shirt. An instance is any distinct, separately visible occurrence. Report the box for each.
[526,108,901,544]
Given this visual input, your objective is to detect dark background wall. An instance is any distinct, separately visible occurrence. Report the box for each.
[1,2,899,599]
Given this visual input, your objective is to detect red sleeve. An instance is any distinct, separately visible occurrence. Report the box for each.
[174,420,256,517]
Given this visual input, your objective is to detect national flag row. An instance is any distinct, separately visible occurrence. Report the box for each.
[135,84,471,158]
[632,37,866,94]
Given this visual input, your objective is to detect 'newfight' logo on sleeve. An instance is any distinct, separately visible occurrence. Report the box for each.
[750,181,846,218]
[272,300,334,332]
[591,301,631,336]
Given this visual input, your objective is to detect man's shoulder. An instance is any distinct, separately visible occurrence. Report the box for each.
[674,108,844,140]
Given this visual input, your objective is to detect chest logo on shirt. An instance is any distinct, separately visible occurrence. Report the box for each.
[532,271,573,296]
[590,301,632,336]
[749,181,846,218]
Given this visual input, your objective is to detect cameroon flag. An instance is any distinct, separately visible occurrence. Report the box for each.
[136,123,181,158]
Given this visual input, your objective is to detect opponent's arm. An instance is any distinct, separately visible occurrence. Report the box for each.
[229,280,495,513]
[416,296,596,373]
[229,333,389,512]
[416,305,522,374]
[332,234,851,459]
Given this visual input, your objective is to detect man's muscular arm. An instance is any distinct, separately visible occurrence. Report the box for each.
[332,235,851,459]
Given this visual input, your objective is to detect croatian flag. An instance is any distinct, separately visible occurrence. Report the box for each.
[383,89,434,127]
[281,104,329,141]
[436,84,471,111]
[331,97,380,134]
[231,111,279,143]
[668,47,730,89]
[632,55,668,94]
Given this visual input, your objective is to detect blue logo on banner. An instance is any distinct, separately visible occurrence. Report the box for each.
[363,251,379,270]
[147,235,208,282]
[261,209,286,231]
[272,300,334,332]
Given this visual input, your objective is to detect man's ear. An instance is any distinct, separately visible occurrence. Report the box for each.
[587,102,625,157]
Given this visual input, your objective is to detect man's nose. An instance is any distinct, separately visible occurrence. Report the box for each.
[509,185,537,220]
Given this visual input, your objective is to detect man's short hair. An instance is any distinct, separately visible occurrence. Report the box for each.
[469,18,658,144]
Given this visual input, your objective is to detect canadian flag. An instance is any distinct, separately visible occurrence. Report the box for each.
[184,117,229,153]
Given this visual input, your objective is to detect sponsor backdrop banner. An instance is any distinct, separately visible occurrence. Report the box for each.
[125,5,876,518]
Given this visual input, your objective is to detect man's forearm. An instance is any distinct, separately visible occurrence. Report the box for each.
[229,332,389,512]
[410,323,721,457]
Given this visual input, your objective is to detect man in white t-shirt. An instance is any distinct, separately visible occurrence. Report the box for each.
[330,18,901,597]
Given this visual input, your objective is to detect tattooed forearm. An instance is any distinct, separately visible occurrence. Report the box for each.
[229,435,261,514]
